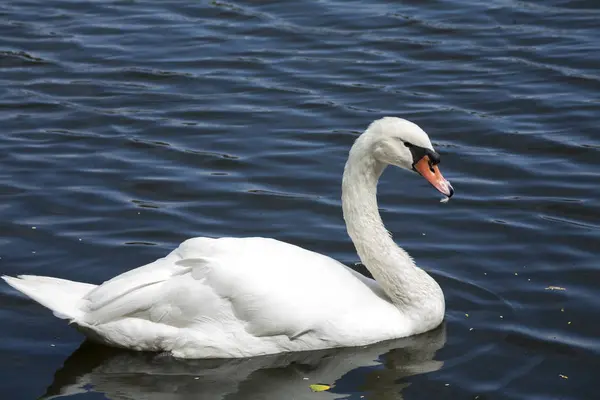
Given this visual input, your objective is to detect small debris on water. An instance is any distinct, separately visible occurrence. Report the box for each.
[545,286,566,291]
[309,384,332,392]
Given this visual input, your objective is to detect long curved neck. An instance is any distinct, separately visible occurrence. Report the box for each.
[341,135,440,311]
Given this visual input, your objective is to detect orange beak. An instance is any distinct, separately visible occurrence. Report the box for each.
[413,156,454,198]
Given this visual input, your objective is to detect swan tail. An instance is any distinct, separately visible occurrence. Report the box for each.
[2,275,96,321]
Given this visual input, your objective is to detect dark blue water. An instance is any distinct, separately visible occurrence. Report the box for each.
[1,0,598,399]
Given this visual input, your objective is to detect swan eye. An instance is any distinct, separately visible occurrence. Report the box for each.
[404,142,412,148]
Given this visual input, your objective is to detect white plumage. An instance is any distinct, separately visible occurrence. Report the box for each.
[3,117,453,358]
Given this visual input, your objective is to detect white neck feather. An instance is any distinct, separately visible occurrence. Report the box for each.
[341,133,444,324]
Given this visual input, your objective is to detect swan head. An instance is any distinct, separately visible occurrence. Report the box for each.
[367,117,454,198]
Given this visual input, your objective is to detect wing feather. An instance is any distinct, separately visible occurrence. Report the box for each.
[81,237,387,345]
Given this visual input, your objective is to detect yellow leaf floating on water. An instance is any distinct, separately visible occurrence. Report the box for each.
[545,286,566,291]
[559,374,568,380]
[309,384,332,392]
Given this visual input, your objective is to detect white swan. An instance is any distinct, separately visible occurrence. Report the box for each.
[3,117,454,359]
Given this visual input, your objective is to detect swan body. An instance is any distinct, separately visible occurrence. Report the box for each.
[3,117,454,358]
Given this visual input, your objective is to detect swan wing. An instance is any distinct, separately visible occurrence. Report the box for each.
[80,237,390,342]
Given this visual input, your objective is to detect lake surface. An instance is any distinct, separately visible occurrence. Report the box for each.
[0,0,598,399]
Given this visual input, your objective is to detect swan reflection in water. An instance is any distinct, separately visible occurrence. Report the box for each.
[42,324,445,400]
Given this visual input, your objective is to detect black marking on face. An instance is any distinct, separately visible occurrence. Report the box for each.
[404,142,440,168]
